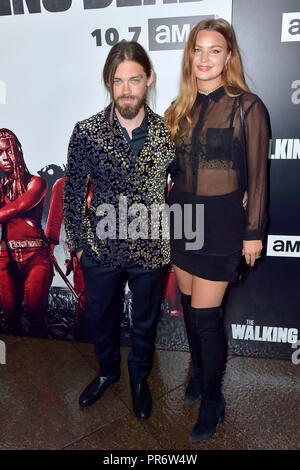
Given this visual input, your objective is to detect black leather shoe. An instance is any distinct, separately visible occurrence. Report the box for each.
[79,374,120,407]
[130,380,152,419]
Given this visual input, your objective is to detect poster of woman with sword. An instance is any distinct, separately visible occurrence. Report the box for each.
[0,128,53,336]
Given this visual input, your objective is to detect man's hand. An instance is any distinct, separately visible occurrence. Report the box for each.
[242,240,262,267]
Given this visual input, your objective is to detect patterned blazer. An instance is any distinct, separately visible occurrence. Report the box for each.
[63,104,175,269]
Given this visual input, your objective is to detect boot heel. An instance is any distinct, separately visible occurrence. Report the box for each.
[218,395,225,423]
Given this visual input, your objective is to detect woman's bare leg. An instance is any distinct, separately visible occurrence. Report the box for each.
[173,265,228,307]
[172,264,193,295]
[191,277,229,308]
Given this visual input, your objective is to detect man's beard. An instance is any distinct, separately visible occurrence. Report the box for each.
[114,91,147,120]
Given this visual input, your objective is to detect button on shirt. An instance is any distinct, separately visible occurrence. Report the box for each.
[120,108,148,157]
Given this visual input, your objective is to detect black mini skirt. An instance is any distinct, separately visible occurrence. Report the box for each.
[171,249,242,282]
[168,188,244,282]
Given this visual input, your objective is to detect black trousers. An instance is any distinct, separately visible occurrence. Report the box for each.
[81,253,165,383]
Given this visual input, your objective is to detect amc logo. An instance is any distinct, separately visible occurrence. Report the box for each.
[148,15,213,51]
[281,12,300,42]
[267,235,300,258]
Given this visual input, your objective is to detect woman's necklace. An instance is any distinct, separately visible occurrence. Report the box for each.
[198,83,223,95]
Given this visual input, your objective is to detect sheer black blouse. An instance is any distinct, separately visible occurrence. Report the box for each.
[169,86,269,246]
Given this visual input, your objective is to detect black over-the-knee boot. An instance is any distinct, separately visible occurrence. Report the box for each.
[188,305,226,442]
[181,293,202,405]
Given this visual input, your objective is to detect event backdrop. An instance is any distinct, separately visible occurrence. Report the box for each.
[0,0,299,359]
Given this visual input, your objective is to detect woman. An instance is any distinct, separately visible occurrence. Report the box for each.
[0,128,53,336]
[165,19,269,441]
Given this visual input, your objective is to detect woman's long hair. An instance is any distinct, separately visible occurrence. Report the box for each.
[164,18,250,140]
[0,128,31,204]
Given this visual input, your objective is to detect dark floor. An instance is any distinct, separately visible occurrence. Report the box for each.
[0,334,299,451]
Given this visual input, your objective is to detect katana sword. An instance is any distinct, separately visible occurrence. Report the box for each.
[48,248,80,301]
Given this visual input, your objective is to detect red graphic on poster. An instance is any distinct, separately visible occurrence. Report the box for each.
[164,266,182,317]
[45,176,93,338]
[163,180,182,317]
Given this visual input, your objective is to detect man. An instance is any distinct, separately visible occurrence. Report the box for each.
[0,128,53,336]
[63,41,174,419]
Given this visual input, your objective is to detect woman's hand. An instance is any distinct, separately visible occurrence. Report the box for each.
[242,240,262,267]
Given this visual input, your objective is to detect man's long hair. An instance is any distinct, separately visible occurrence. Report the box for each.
[103,40,153,124]
[164,18,250,140]
[0,128,31,204]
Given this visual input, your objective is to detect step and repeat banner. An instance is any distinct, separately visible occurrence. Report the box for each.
[225,0,300,360]
[0,0,299,359]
